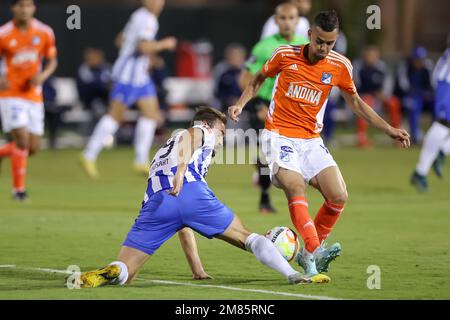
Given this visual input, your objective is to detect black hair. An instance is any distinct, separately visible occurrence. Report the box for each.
[191,106,227,128]
[313,10,340,32]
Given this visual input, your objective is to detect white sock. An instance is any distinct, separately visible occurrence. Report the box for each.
[416,122,449,176]
[245,233,298,278]
[109,261,128,285]
[441,137,450,156]
[84,115,119,161]
[134,117,157,165]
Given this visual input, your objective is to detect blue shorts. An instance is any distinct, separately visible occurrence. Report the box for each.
[123,181,234,255]
[435,82,450,122]
[109,80,157,108]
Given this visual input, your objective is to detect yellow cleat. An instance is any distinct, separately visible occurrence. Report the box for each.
[80,265,121,288]
[133,163,150,177]
[79,154,99,180]
[310,273,331,284]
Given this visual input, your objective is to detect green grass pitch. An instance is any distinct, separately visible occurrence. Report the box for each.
[0,146,449,299]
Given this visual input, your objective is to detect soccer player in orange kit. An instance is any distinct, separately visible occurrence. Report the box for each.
[0,0,58,201]
[229,11,410,281]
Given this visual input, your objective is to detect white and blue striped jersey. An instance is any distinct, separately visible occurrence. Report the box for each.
[112,7,158,87]
[433,49,450,85]
[145,125,216,200]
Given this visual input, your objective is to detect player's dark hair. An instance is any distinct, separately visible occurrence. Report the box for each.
[191,106,227,128]
[313,10,339,32]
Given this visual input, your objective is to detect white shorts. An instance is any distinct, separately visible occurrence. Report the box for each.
[0,98,44,136]
[260,129,337,185]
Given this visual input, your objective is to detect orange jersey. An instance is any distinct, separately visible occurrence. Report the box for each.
[262,44,356,139]
[0,19,57,103]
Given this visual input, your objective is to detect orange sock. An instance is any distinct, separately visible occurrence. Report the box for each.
[288,196,320,253]
[0,142,15,157]
[11,145,28,192]
[314,201,345,243]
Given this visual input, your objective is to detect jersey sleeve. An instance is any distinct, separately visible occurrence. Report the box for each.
[192,125,215,149]
[43,27,57,59]
[261,46,285,78]
[245,43,265,75]
[337,60,357,95]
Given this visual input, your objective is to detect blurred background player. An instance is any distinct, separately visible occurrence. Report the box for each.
[79,0,177,179]
[396,46,434,145]
[212,43,247,111]
[76,47,112,136]
[261,0,311,40]
[411,34,450,192]
[240,3,308,214]
[229,11,410,278]
[353,45,402,148]
[0,0,57,201]
[79,107,320,288]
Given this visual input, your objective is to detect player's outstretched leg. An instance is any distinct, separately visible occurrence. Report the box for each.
[80,246,149,288]
[216,215,329,284]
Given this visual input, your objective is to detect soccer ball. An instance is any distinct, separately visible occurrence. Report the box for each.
[265,226,300,262]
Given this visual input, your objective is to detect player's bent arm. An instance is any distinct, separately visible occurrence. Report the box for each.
[342,91,411,148]
[31,57,58,86]
[178,227,212,280]
[169,128,204,196]
[229,71,267,121]
[342,91,391,133]
[138,37,177,55]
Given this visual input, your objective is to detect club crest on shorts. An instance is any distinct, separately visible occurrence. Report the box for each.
[280,151,290,162]
[321,72,333,84]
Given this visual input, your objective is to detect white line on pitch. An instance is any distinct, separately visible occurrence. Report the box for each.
[0,265,342,300]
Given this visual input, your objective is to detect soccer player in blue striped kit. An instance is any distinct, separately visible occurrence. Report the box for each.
[411,34,450,192]
[79,0,176,178]
[79,107,329,288]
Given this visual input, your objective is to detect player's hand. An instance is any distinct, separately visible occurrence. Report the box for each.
[228,105,243,122]
[161,37,177,51]
[29,73,47,87]
[386,127,411,149]
[0,77,8,90]
[169,171,184,196]
[193,271,214,280]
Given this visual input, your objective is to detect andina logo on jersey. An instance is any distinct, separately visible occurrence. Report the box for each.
[285,81,322,106]
[12,50,39,65]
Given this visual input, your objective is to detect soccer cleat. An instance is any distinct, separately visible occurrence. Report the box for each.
[79,154,99,180]
[432,151,446,179]
[314,242,341,273]
[287,272,312,285]
[410,171,428,193]
[295,248,319,277]
[80,265,122,288]
[12,190,28,202]
[133,163,150,177]
[309,273,331,284]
